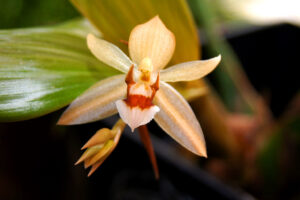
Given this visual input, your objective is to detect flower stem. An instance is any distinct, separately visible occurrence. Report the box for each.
[138,125,159,180]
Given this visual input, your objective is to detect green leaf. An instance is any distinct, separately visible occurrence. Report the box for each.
[0,0,23,28]
[257,115,300,192]
[0,19,119,122]
[0,0,79,29]
[70,0,200,64]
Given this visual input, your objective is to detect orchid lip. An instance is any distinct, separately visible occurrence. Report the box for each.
[116,64,160,132]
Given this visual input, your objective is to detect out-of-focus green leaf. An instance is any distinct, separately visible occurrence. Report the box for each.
[0,0,23,28]
[257,129,282,188]
[257,115,300,192]
[70,0,200,64]
[0,19,119,122]
[188,0,261,114]
[0,0,79,29]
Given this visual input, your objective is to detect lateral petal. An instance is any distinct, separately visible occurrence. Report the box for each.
[153,82,207,157]
[87,34,133,73]
[129,16,175,72]
[58,75,126,125]
[160,55,221,82]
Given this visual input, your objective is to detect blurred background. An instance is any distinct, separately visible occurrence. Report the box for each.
[0,0,299,199]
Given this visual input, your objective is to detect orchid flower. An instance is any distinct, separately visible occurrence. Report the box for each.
[58,16,220,175]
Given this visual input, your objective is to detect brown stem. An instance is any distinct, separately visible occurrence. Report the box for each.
[138,125,159,180]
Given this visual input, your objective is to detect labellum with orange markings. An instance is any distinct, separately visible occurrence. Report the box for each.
[116,61,160,131]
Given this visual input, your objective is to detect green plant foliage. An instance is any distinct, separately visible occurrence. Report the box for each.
[0,19,119,122]
[257,116,300,192]
[188,0,268,115]
[0,0,79,28]
[70,0,200,64]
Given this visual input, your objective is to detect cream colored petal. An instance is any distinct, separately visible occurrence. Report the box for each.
[160,55,221,82]
[129,16,175,72]
[57,75,126,125]
[87,34,133,73]
[153,81,207,157]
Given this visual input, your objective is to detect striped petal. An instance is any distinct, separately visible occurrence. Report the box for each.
[153,81,207,157]
[58,75,126,125]
[87,34,133,73]
[129,16,175,72]
[160,55,221,82]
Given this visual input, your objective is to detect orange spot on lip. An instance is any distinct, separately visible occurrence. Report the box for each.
[125,95,154,109]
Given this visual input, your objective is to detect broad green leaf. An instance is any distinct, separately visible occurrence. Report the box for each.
[70,0,200,64]
[0,19,119,122]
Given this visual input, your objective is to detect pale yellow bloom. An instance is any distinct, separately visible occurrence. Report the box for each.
[58,16,221,157]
